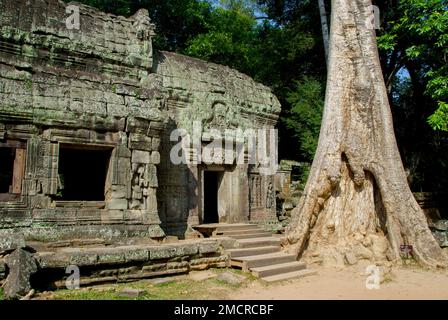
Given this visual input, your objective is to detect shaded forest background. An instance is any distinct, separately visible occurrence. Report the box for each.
[67,0,448,195]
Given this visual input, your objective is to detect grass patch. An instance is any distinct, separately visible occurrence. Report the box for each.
[43,269,256,300]
[228,268,259,281]
[0,287,4,300]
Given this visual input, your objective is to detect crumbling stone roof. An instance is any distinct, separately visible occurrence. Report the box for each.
[156,50,281,117]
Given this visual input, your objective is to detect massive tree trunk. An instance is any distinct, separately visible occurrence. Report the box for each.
[285,0,448,268]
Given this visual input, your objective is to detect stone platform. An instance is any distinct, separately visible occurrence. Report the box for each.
[0,237,236,297]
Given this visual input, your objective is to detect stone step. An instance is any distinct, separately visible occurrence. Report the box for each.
[261,269,317,283]
[251,261,306,278]
[216,224,260,232]
[229,232,273,240]
[217,228,265,236]
[231,252,296,269]
[227,246,280,258]
[237,237,281,249]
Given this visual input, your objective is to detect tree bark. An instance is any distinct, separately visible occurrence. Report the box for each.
[318,0,330,64]
[285,0,448,268]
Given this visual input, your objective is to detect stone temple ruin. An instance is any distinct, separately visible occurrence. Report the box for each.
[0,0,287,297]
[0,0,281,241]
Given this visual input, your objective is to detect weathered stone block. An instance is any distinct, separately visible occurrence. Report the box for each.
[147,164,158,187]
[217,238,238,249]
[129,133,152,151]
[104,92,125,105]
[151,151,160,164]
[107,199,128,210]
[175,244,199,256]
[190,255,229,268]
[198,241,220,254]
[151,137,160,150]
[117,288,146,298]
[84,100,108,115]
[146,188,158,214]
[101,210,124,224]
[434,220,448,231]
[432,230,448,247]
[216,271,247,285]
[148,246,177,260]
[147,224,165,238]
[124,210,144,223]
[124,247,149,262]
[97,249,126,265]
[107,186,127,199]
[4,248,38,299]
[166,261,189,270]
[0,234,26,254]
[142,263,166,272]
[126,117,151,134]
[110,158,131,186]
[148,243,198,260]
[132,150,150,164]
[125,96,143,108]
[69,252,98,266]
[114,146,132,158]
[36,252,71,269]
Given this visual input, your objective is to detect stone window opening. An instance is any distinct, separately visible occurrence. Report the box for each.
[55,145,112,202]
[0,140,26,201]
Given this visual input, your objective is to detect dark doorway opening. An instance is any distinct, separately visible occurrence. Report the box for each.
[0,147,15,193]
[58,146,111,201]
[203,171,220,223]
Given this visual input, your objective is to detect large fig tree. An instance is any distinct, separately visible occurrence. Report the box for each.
[286,0,447,268]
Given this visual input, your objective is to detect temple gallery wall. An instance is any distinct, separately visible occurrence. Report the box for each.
[0,0,282,241]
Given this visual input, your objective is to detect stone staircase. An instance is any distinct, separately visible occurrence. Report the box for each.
[212,223,317,283]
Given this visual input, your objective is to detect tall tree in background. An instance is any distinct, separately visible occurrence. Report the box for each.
[285,0,448,267]
[375,0,448,194]
[130,0,213,51]
[317,0,329,63]
[255,0,327,161]
[71,0,213,52]
[184,4,259,75]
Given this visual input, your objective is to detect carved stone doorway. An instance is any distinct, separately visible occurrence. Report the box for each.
[203,170,222,223]
[199,164,249,224]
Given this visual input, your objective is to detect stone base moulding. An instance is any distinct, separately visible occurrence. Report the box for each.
[0,238,228,297]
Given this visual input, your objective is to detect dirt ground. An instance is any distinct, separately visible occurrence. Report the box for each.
[13,264,448,300]
[232,264,448,300]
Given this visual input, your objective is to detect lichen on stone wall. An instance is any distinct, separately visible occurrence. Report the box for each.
[0,0,282,240]
[155,51,281,135]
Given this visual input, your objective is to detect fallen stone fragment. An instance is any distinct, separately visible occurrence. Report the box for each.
[4,248,38,299]
[432,230,448,247]
[216,271,246,285]
[189,271,217,282]
[433,220,448,232]
[117,288,146,298]
[150,277,174,285]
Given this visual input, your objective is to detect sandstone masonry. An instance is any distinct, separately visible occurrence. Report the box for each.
[0,0,281,242]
